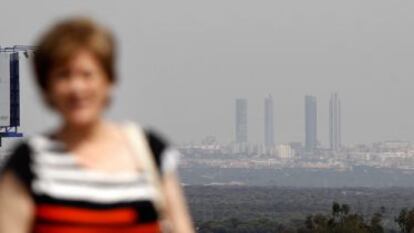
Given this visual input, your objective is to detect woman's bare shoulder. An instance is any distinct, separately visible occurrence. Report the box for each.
[0,140,34,192]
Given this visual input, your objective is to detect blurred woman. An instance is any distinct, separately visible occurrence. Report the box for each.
[0,17,194,233]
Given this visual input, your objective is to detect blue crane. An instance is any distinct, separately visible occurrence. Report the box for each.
[0,45,36,147]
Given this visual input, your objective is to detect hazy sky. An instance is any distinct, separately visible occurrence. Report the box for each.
[1,0,414,148]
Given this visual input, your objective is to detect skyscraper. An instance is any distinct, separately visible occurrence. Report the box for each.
[264,94,275,148]
[329,93,341,151]
[235,98,248,144]
[305,95,317,152]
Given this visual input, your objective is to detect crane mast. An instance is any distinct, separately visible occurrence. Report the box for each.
[0,45,35,147]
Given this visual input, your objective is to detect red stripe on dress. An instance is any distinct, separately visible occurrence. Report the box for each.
[33,223,161,233]
[36,204,138,224]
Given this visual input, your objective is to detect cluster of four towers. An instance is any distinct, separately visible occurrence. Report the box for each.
[235,93,341,152]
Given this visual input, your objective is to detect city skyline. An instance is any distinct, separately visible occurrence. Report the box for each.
[232,94,345,149]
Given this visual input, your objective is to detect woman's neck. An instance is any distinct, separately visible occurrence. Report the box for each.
[57,118,110,147]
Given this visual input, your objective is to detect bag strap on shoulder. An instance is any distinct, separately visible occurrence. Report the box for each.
[120,121,167,216]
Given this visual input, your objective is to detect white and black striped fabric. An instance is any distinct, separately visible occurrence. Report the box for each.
[0,128,180,233]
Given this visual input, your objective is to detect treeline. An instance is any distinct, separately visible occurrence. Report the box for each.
[197,203,414,233]
[198,218,292,233]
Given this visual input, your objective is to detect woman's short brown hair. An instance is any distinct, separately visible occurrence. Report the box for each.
[33,17,117,91]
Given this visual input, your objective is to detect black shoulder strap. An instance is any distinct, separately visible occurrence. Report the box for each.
[144,129,169,174]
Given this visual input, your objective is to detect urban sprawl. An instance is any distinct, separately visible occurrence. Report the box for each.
[178,93,414,171]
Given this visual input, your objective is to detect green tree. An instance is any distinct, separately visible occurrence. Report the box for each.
[395,208,414,233]
[304,202,384,233]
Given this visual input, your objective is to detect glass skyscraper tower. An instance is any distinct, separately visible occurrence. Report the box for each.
[305,95,317,152]
[235,98,248,144]
[264,95,275,148]
[329,93,341,151]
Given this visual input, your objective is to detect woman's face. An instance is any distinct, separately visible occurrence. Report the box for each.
[46,50,112,127]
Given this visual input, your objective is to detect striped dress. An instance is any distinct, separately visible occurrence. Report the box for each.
[1,127,179,233]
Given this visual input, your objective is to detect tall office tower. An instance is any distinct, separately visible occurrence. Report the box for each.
[264,94,275,148]
[235,98,248,144]
[329,92,341,151]
[305,95,317,152]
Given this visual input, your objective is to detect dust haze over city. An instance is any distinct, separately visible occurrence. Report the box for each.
[1,0,414,146]
[4,1,414,232]
[2,0,414,185]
